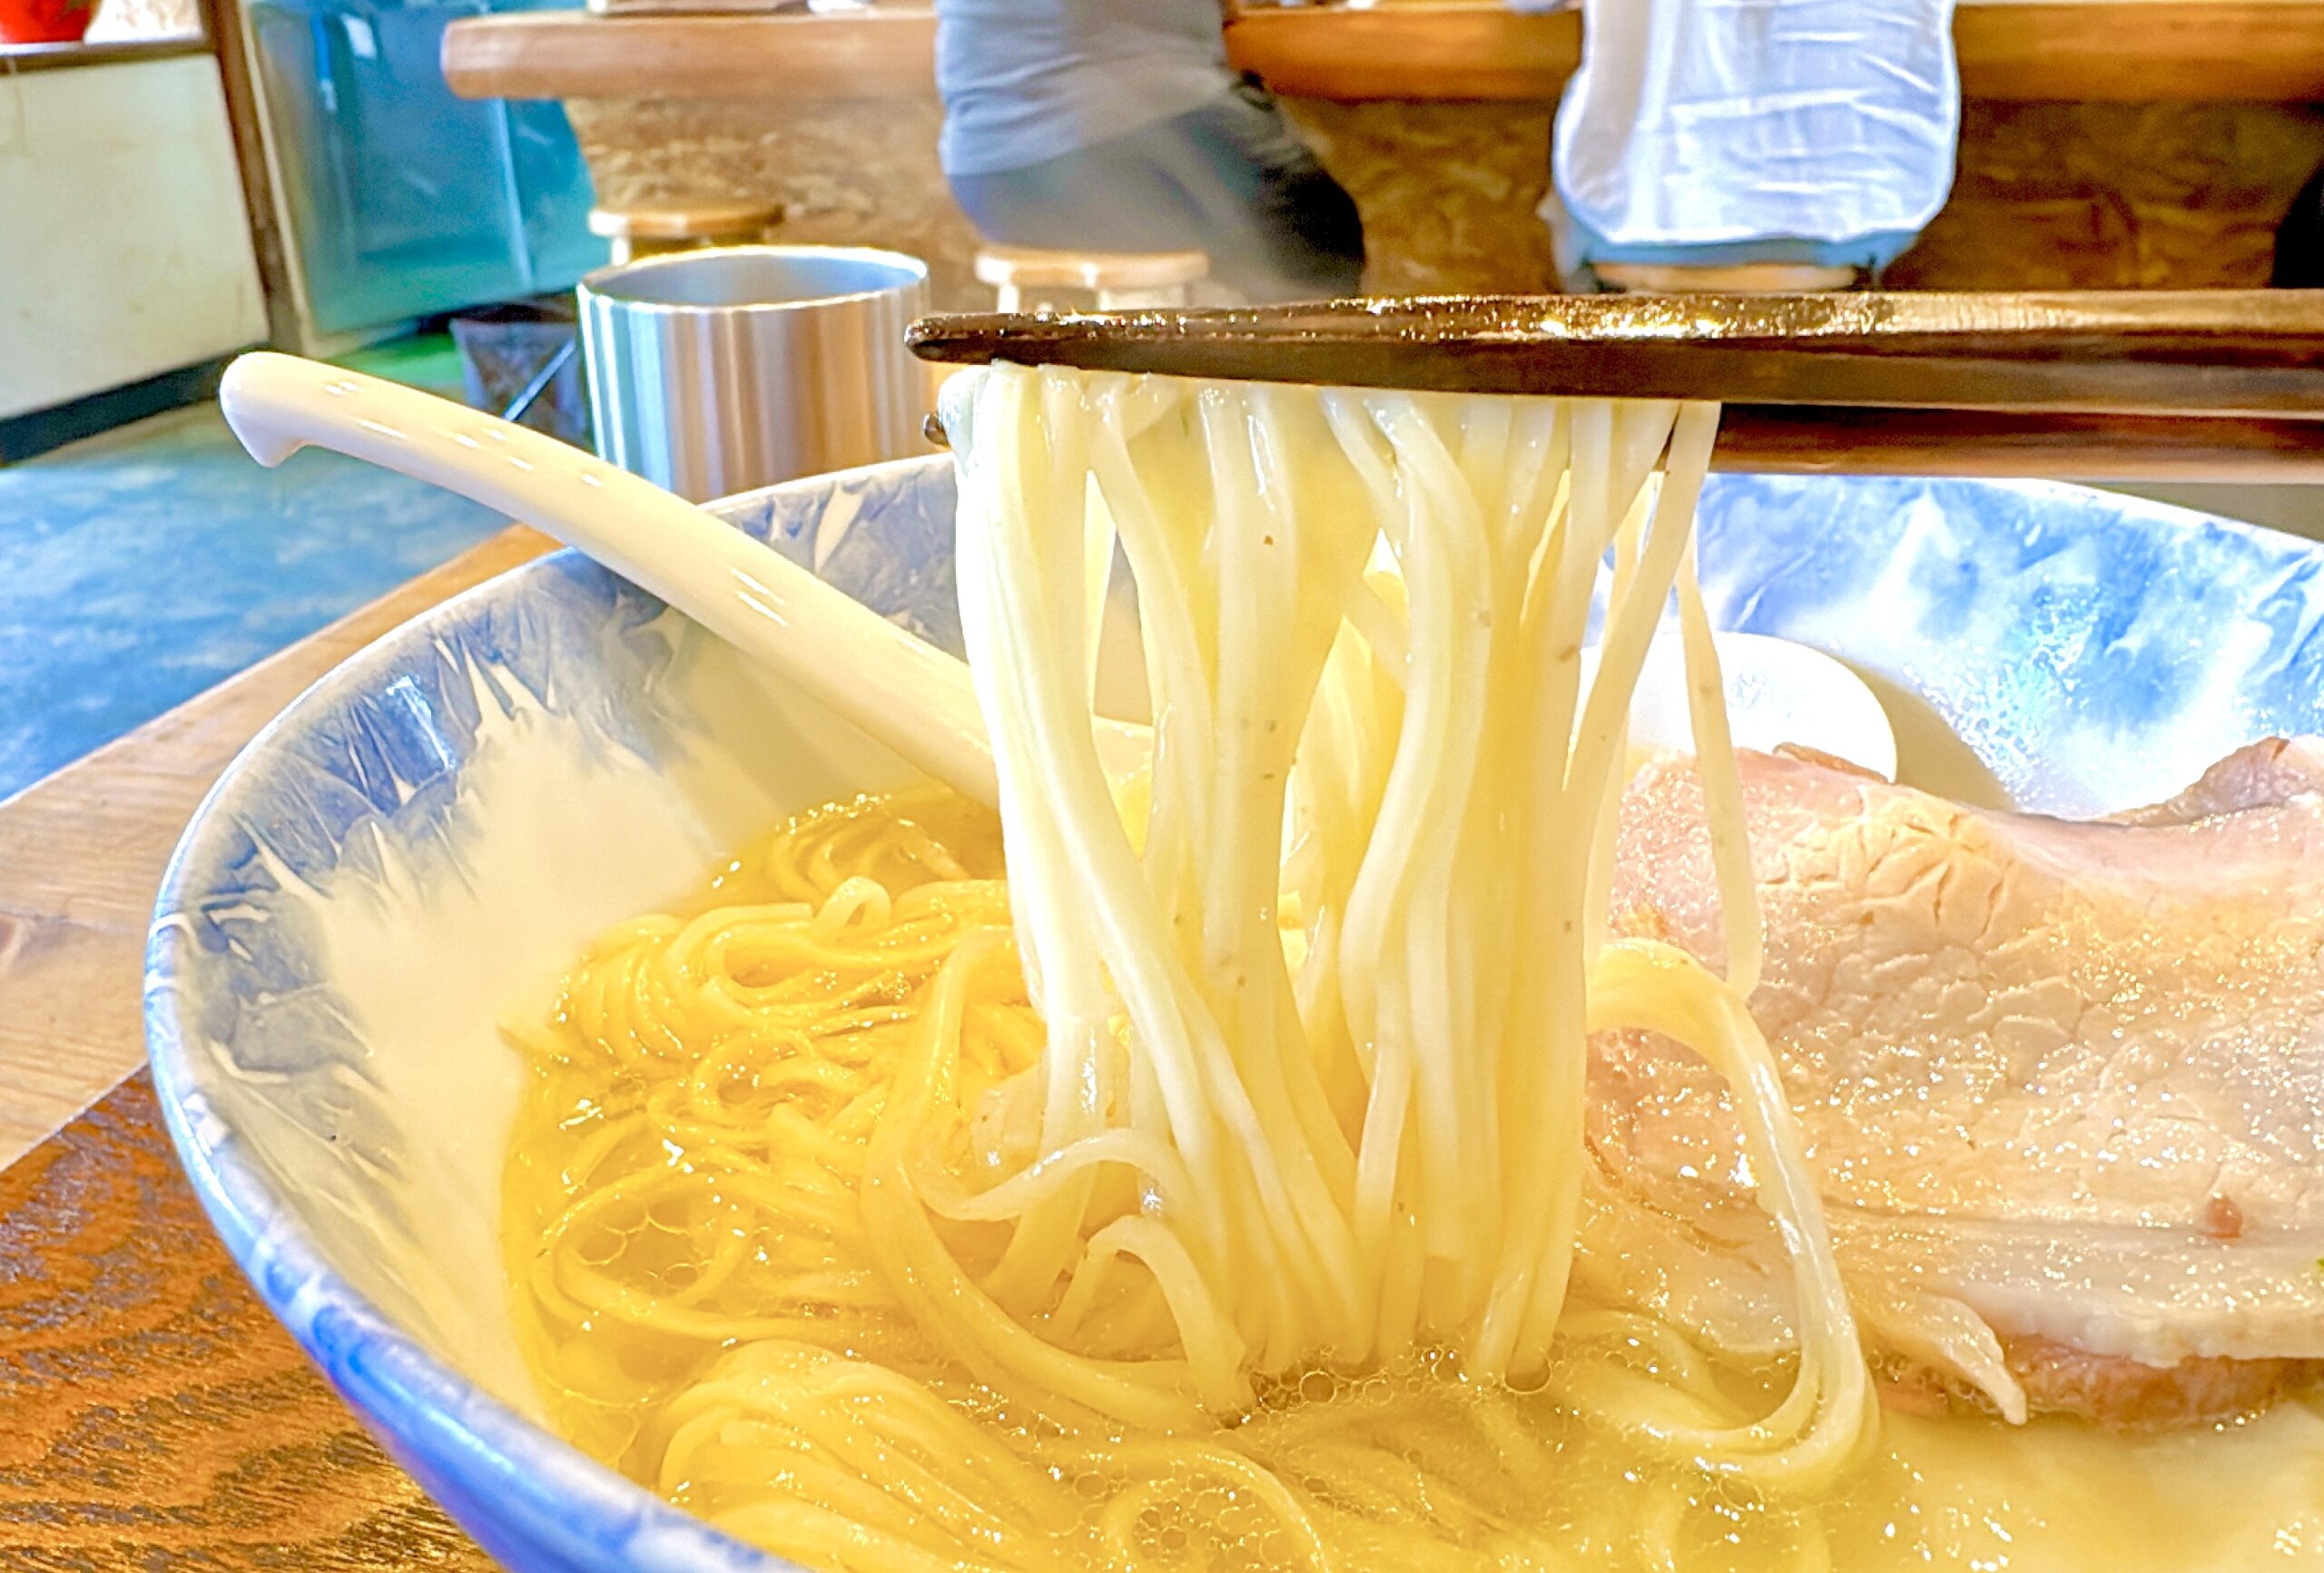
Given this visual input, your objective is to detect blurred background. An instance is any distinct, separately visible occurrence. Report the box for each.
[5,0,2324,798]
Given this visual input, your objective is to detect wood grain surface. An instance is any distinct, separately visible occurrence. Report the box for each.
[0,526,553,1173]
[0,1073,491,1569]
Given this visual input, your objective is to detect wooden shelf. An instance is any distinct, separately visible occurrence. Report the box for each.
[0,34,208,74]
[443,0,2324,106]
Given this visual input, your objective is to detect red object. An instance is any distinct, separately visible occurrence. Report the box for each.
[0,0,97,44]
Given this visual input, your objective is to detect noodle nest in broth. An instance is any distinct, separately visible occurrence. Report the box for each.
[500,369,2324,1571]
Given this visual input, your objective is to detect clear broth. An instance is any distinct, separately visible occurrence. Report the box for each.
[502,795,2324,1572]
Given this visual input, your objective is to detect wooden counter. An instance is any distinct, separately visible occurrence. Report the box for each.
[440,0,2324,306]
[1229,3,2324,104]
[0,528,550,1168]
[444,2,2324,105]
[0,527,552,1565]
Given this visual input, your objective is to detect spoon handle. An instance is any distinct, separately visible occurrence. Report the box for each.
[218,352,1000,806]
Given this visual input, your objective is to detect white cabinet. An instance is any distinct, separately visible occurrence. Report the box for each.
[0,53,267,420]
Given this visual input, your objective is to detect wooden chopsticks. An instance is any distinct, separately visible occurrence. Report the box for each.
[910,291,2324,481]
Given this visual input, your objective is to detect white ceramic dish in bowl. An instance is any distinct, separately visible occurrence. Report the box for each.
[144,456,2324,1571]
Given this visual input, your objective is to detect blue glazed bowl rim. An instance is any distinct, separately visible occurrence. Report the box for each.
[137,485,863,1572]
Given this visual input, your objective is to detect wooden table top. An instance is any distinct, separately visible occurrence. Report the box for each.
[443,1,2324,105]
[0,526,550,1568]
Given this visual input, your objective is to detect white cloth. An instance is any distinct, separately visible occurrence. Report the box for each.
[1552,0,1961,247]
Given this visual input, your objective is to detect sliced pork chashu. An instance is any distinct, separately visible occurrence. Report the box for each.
[1592,741,2324,1425]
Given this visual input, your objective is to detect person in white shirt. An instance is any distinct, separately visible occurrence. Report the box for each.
[934,0,1364,301]
[1548,0,1960,290]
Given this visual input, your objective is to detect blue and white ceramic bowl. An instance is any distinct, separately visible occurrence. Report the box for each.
[145,456,2324,1571]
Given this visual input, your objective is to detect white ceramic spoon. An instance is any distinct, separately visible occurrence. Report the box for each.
[220,352,1026,804]
[1582,631,1899,781]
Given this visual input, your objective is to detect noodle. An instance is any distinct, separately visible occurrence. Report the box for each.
[502,370,1880,1570]
[941,369,1856,1430]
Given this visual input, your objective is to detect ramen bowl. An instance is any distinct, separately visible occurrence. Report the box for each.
[144,455,2324,1572]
